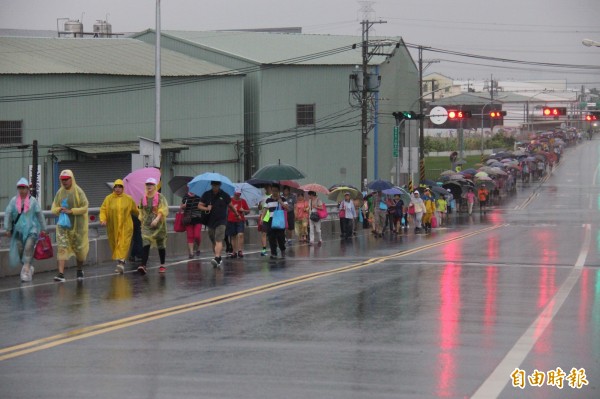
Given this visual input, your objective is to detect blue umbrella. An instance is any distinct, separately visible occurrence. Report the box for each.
[367,179,393,191]
[188,172,235,197]
[234,182,263,207]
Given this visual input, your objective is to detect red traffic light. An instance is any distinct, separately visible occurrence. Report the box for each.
[586,114,598,121]
[542,107,567,116]
[447,110,472,120]
[489,111,507,118]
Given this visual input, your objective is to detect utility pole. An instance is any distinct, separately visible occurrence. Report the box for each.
[359,17,386,190]
[418,46,425,183]
[31,140,38,198]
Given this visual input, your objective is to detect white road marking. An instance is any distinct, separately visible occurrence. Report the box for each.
[470,223,591,398]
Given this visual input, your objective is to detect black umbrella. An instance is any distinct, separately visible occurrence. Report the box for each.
[245,178,276,188]
[168,176,193,197]
[251,160,306,181]
[442,181,463,199]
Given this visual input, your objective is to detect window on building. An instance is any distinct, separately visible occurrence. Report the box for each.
[0,121,23,145]
[296,104,315,127]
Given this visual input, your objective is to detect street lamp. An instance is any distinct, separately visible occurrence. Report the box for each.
[582,38,600,47]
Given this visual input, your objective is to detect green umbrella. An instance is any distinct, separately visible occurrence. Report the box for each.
[251,160,306,181]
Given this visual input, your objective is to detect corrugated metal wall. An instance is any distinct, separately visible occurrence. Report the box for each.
[0,73,245,210]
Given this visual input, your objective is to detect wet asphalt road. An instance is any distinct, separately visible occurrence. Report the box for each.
[1,140,599,399]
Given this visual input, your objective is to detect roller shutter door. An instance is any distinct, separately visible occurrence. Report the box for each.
[59,157,131,207]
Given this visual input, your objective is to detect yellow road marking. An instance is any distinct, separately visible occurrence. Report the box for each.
[0,224,506,362]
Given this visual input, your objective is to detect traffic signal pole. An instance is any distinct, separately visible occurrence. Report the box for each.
[418,46,426,183]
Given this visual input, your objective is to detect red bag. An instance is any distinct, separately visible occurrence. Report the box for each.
[431,215,438,228]
[174,212,186,232]
[34,231,53,260]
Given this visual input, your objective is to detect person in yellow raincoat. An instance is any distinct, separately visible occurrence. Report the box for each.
[137,177,169,275]
[100,179,139,274]
[51,169,89,282]
[421,188,436,233]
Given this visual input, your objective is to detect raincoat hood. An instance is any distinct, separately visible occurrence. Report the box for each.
[114,179,124,187]
[59,169,77,188]
[16,177,29,187]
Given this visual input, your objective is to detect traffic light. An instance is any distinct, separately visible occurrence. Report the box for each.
[542,107,567,116]
[586,114,598,121]
[489,110,507,118]
[447,110,472,120]
[393,111,424,121]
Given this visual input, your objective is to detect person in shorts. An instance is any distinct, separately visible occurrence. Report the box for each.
[226,188,250,258]
[198,181,239,268]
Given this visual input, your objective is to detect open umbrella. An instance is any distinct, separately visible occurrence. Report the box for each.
[328,183,360,192]
[251,160,306,181]
[455,159,467,165]
[420,179,438,187]
[168,176,193,197]
[462,168,478,175]
[188,172,235,197]
[245,178,276,188]
[328,186,361,202]
[280,180,301,189]
[430,186,449,197]
[416,186,439,199]
[234,182,263,207]
[367,179,393,191]
[382,186,411,204]
[300,183,329,195]
[442,181,463,199]
[123,167,161,204]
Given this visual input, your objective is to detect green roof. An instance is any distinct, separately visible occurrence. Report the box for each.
[0,37,237,76]
[147,30,402,66]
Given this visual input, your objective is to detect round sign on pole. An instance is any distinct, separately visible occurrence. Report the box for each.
[429,106,448,125]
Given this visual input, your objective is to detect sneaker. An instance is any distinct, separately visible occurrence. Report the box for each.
[280,250,286,258]
[228,252,238,259]
[76,270,84,280]
[237,250,244,258]
[195,250,201,257]
[54,273,66,282]
[158,266,166,273]
[188,253,194,259]
[29,266,34,281]
[211,257,219,268]
[115,262,125,274]
[20,266,30,282]
[137,265,147,275]
[216,258,223,268]
[260,249,267,256]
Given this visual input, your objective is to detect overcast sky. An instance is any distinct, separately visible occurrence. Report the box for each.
[2,0,599,87]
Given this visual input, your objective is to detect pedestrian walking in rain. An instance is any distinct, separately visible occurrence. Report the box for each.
[257,185,272,256]
[478,185,489,214]
[226,187,250,258]
[436,194,448,226]
[421,188,435,233]
[372,190,387,238]
[261,183,288,258]
[99,179,139,274]
[465,187,476,215]
[308,190,324,246]
[282,185,296,244]
[51,170,89,282]
[180,190,203,258]
[4,178,47,282]
[410,191,425,233]
[294,192,309,242]
[390,194,405,233]
[137,177,169,275]
[198,181,239,268]
[338,192,357,239]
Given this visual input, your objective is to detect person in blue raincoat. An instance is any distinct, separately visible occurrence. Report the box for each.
[4,178,47,282]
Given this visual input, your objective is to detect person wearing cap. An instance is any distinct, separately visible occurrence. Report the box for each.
[51,169,89,282]
[257,185,272,256]
[282,186,296,244]
[198,180,239,268]
[180,190,203,259]
[338,192,357,239]
[137,177,169,274]
[99,179,139,274]
[421,188,435,233]
[445,188,454,215]
[4,178,47,282]
[410,190,425,233]
[226,188,250,258]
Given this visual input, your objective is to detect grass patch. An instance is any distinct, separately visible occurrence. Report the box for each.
[424,155,483,180]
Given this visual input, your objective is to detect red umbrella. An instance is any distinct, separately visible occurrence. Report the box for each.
[300,183,329,194]
[123,167,161,204]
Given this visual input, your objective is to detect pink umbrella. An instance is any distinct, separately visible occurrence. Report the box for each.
[123,167,161,204]
[300,183,330,194]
